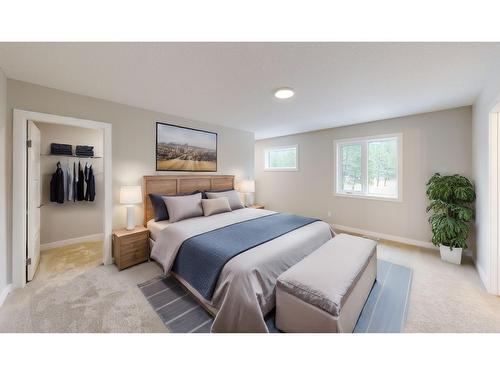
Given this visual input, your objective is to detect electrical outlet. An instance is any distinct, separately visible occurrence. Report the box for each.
[327,211,332,217]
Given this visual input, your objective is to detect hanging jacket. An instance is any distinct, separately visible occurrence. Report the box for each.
[62,163,68,201]
[67,162,73,201]
[77,161,85,201]
[73,162,77,202]
[83,163,89,201]
[85,165,96,202]
[50,162,65,204]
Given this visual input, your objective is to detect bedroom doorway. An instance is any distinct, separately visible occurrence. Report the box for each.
[12,110,112,289]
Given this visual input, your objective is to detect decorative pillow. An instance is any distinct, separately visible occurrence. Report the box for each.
[149,190,202,222]
[201,197,232,217]
[202,188,233,199]
[162,192,203,223]
[149,193,170,222]
[205,189,244,210]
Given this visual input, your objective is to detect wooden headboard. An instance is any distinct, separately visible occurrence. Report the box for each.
[143,175,235,225]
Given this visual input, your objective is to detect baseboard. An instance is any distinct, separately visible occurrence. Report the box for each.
[0,284,12,307]
[476,262,491,293]
[40,233,104,251]
[332,223,475,257]
[332,224,437,249]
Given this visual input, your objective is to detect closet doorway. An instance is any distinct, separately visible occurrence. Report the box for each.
[12,110,112,289]
[30,121,104,280]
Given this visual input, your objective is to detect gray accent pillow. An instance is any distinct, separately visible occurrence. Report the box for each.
[205,190,244,210]
[149,190,203,222]
[162,192,203,223]
[201,197,232,216]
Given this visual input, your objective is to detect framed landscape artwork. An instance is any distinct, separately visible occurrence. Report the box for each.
[156,122,218,172]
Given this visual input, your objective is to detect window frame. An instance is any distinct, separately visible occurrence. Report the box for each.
[334,133,403,202]
[264,144,299,171]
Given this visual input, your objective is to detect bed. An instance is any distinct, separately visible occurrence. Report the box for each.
[143,175,333,332]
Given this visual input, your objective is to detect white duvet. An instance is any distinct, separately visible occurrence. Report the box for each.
[151,208,333,332]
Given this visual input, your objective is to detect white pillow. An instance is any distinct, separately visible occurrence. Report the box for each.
[205,190,244,210]
[201,197,232,216]
[162,192,203,223]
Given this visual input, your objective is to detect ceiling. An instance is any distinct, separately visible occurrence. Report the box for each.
[1,42,499,139]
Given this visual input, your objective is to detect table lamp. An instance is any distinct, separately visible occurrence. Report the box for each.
[120,185,142,230]
[240,180,255,206]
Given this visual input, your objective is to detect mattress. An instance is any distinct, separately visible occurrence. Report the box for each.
[150,208,334,332]
[147,219,170,241]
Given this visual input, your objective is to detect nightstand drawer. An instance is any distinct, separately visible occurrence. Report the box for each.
[119,235,148,252]
[120,240,148,256]
[119,247,148,270]
[118,231,148,244]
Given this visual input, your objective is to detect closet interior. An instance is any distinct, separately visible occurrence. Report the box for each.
[28,121,105,281]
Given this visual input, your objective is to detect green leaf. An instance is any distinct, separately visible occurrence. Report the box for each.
[426,173,475,250]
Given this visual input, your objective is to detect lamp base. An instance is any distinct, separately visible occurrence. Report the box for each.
[126,205,135,231]
[244,193,255,207]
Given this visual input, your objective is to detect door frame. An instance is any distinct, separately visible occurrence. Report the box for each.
[12,109,113,289]
[26,120,41,281]
[488,107,500,295]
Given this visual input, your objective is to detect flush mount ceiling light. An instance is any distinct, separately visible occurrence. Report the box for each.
[274,87,295,99]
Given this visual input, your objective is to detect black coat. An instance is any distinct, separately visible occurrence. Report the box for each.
[50,162,65,204]
[73,162,77,202]
[77,162,85,201]
[85,165,96,202]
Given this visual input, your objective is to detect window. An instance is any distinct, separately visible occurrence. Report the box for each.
[335,134,402,200]
[264,145,298,171]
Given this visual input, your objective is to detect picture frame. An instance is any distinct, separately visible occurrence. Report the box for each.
[155,122,218,172]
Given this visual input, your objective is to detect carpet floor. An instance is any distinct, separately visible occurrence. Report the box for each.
[138,260,412,333]
[1,239,500,332]
[377,240,500,332]
[0,242,166,333]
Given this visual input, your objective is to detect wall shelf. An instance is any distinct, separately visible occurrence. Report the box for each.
[40,154,102,159]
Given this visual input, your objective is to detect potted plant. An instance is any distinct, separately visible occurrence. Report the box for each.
[426,173,475,265]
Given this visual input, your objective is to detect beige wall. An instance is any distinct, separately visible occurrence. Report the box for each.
[35,122,104,244]
[3,79,255,286]
[0,69,8,295]
[472,73,500,289]
[255,106,472,245]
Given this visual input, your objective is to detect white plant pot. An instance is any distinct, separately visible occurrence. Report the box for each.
[439,245,463,265]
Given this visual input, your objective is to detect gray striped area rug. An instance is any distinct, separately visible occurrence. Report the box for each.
[138,259,412,333]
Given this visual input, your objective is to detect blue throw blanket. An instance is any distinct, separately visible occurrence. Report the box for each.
[171,213,319,300]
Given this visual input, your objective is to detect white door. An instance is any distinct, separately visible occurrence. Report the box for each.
[27,120,41,281]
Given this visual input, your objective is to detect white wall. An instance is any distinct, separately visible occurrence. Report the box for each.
[472,74,500,292]
[256,107,472,246]
[0,68,8,301]
[3,79,255,288]
[36,122,104,245]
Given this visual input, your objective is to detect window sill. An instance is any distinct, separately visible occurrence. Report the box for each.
[263,168,299,172]
[334,192,402,203]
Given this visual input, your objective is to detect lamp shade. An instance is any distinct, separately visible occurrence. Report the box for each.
[240,180,255,193]
[120,186,142,205]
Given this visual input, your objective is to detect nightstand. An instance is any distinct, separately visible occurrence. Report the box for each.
[248,204,265,209]
[112,226,149,270]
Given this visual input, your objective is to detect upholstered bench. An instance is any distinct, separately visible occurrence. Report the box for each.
[276,233,377,333]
